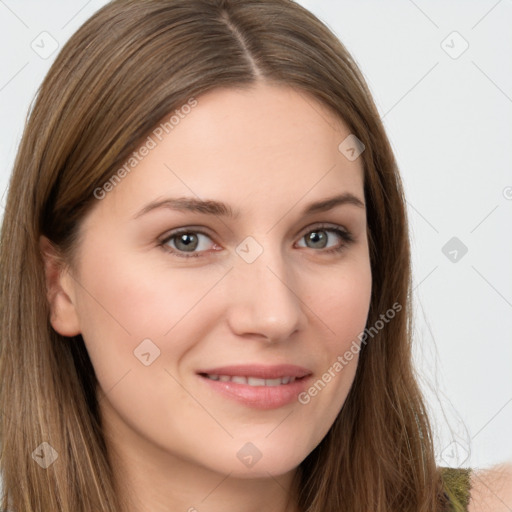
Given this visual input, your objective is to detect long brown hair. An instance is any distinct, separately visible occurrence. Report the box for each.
[0,0,448,510]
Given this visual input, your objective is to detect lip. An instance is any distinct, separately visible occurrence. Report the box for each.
[196,364,313,410]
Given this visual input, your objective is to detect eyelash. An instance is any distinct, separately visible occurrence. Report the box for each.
[158,224,355,259]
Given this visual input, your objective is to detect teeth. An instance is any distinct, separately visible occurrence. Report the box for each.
[205,374,298,386]
[263,378,281,386]
[247,377,266,386]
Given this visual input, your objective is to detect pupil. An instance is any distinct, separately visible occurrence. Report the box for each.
[308,231,327,248]
[176,233,197,251]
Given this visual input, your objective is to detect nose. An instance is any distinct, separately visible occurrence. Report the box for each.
[225,243,308,343]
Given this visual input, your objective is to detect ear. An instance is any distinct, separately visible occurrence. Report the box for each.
[39,235,82,337]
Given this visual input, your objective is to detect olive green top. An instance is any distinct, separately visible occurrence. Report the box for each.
[439,467,472,511]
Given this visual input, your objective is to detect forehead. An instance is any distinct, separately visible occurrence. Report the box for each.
[92,82,365,222]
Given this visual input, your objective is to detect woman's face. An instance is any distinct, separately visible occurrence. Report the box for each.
[49,82,372,479]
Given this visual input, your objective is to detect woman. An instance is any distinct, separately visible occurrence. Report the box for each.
[0,0,510,510]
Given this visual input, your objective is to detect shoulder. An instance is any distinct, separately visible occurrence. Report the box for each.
[467,462,512,512]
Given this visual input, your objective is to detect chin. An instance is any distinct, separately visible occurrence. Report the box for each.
[226,458,302,480]
[223,443,310,479]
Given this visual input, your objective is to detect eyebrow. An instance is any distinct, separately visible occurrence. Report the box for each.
[133,192,365,220]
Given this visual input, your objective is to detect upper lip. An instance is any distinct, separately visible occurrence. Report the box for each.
[197,364,312,379]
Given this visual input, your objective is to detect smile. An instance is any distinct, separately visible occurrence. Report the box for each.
[196,366,312,409]
[203,374,298,386]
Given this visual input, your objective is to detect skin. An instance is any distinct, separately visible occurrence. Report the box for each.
[468,464,512,512]
[41,82,373,511]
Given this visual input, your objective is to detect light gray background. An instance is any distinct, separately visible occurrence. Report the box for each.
[0,0,511,470]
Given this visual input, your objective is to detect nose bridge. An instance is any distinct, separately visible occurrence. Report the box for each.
[226,236,306,340]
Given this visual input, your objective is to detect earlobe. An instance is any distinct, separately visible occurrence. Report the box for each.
[39,235,82,337]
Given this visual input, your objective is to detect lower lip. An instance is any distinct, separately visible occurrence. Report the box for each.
[198,374,312,409]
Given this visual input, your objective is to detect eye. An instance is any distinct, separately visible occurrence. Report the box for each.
[159,224,354,259]
[296,224,354,254]
[159,228,218,258]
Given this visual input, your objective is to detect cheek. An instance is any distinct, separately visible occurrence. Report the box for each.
[72,249,239,409]
[311,256,372,352]
[75,241,227,337]
[324,282,371,333]
[295,256,372,416]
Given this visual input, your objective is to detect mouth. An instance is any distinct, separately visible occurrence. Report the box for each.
[199,374,303,386]
[196,364,313,409]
